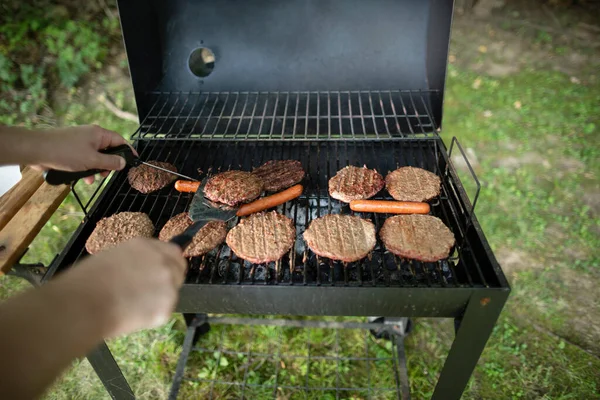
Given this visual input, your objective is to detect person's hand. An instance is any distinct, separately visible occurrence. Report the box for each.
[54,238,187,337]
[30,125,135,184]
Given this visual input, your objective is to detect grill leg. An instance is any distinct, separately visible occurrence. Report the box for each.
[431,290,509,400]
[170,314,208,400]
[395,334,411,400]
[184,313,210,345]
[87,342,134,400]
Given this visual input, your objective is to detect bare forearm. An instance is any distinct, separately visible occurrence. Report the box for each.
[0,279,113,399]
[0,126,46,166]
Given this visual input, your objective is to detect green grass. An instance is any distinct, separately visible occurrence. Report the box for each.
[2,26,600,400]
[444,66,600,259]
[177,322,400,400]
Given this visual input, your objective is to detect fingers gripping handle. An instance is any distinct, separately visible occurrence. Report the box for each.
[44,144,138,185]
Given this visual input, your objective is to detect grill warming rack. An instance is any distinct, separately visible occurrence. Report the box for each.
[132,90,441,141]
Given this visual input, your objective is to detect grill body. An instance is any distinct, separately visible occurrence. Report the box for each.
[43,1,510,399]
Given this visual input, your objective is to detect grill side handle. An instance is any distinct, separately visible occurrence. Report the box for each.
[447,136,481,220]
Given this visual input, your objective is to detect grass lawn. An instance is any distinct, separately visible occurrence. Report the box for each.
[1,11,599,400]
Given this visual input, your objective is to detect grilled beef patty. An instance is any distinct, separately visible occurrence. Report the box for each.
[379,214,455,262]
[226,211,295,264]
[204,170,263,206]
[158,212,193,241]
[385,166,441,202]
[159,213,227,257]
[128,161,177,193]
[328,165,384,203]
[85,212,154,254]
[184,221,227,257]
[252,160,305,192]
[303,214,376,262]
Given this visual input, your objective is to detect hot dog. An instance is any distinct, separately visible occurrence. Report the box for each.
[349,200,430,214]
[175,180,200,193]
[237,184,303,216]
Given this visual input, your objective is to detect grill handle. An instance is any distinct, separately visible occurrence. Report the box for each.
[43,145,138,185]
[447,137,480,220]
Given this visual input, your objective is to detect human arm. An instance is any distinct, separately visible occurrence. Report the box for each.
[0,125,134,184]
[0,238,187,399]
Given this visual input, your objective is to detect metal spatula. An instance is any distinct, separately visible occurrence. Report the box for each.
[189,180,238,223]
[44,144,197,185]
[168,180,237,249]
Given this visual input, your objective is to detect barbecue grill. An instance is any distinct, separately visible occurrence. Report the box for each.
[27,0,510,398]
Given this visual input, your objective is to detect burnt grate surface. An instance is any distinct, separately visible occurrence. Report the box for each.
[132,90,441,141]
[52,139,503,289]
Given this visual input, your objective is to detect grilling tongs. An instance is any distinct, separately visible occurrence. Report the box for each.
[43,144,197,185]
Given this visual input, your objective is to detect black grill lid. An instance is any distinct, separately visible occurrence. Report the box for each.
[118,0,454,128]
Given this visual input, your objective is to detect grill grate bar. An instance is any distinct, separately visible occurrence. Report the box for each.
[133,90,440,141]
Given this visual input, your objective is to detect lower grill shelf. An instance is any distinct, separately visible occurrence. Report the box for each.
[170,316,411,400]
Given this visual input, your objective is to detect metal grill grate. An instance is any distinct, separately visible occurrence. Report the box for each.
[170,317,409,400]
[132,90,441,141]
[52,139,502,289]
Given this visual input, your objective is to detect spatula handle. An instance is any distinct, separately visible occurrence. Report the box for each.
[169,220,205,249]
[44,145,138,185]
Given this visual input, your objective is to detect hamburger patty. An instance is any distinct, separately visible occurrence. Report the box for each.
[128,161,177,193]
[385,166,441,202]
[204,170,263,206]
[226,211,295,264]
[303,214,376,262]
[158,213,227,257]
[184,220,227,258]
[252,160,305,192]
[328,165,384,203]
[158,212,193,241]
[379,214,455,262]
[86,212,154,254]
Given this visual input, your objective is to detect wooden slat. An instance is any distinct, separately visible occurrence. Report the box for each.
[0,182,70,274]
[0,167,44,231]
